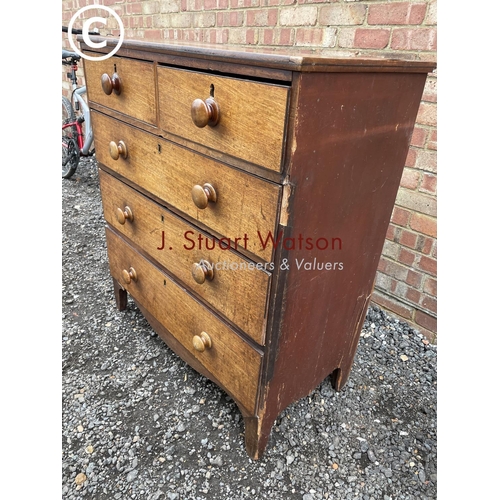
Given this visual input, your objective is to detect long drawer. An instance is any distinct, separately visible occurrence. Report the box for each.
[106,227,262,414]
[93,111,281,262]
[100,169,271,345]
[157,66,289,172]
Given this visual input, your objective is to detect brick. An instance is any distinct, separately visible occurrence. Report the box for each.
[416,255,437,276]
[425,0,437,26]
[415,326,436,343]
[420,173,437,194]
[421,295,437,314]
[422,77,437,103]
[126,2,143,14]
[416,102,436,126]
[400,168,420,190]
[296,28,325,46]
[382,240,399,260]
[405,287,421,305]
[246,28,258,44]
[427,129,437,150]
[204,0,217,9]
[248,9,278,27]
[423,277,437,297]
[416,235,434,255]
[279,28,294,45]
[371,291,413,320]
[144,29,163,40]
[406,269,422,288]
[169,13,192,28]
[411,126,427,148]
[396,188,436,217]
[217,11,244,27]
[142,1,160,14]
[375,272,394,292]
[410,213,436,237]
[399,248,416,266]
[217,0,228,8]
[391,28,437,51]
[319,4,366,26]
[400,230,418,249]
[415,149,437,173]
[367,3,427,26]
[353,29,390,49]
[337,28,356,49]
[280,7,318,26]
[415,310,437,332]
[405,148,417,167]
[386,224,397,241]
[193,12,215,28]
[391,206,411,227]
[380,260,409,281]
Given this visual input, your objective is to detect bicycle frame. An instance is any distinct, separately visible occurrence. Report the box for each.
[70,86,93,157]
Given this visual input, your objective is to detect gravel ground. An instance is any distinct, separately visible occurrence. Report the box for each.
[62,157,437,500]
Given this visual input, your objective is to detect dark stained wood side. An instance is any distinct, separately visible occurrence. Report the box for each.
[253,70,429,457]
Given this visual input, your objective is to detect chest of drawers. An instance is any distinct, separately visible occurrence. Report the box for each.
[82,38,435,459]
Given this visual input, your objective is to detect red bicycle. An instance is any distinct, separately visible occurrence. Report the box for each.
[62,27,94,178]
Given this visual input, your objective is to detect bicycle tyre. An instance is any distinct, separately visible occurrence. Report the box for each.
[62,96,80,179]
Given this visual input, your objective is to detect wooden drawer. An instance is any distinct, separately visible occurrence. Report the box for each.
[84,55,156,125]
[157,66,289,172]
[106,227,262,414]
[100,169,271,345]
[93,111,281,262]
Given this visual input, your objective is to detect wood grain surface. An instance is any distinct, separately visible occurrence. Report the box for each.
[92,111,281,262]
[100,169,272,345]
[83,55,157,125]
[157,66,289,172]
[106,227,262,414]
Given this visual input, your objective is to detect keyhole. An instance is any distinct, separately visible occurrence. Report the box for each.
[210,84,214,97]
[114,63,117,73]
[157,144,161,153]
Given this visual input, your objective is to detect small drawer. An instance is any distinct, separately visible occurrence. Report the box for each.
[93,111,281,263]
[157,66,289,172]
[83,55,156,125]
[106,227,262,414]
[100,169,271,345]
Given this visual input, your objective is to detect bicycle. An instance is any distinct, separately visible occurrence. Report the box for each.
[62,26,94,179]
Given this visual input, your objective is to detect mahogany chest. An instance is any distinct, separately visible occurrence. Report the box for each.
[82,38,434,459]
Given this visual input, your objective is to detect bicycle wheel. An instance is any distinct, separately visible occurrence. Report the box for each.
[62,96,80,178]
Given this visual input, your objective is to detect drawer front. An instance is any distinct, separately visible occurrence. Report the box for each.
[106,227,262,414]
[100,169,271,345]
[157,66,289,172]
[93,111,281,262]
[84,55,156,125]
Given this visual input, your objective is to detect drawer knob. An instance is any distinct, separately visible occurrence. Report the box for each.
[191,97,220,128]
[109,140,128,160]
[192,183,217,210]
[116,206,134,225]
[192,260,214,284]
[101,72,122,95]
[122,267,137,284]
[193,331,212,352]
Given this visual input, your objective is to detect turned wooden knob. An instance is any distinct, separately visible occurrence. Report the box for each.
[109,140,128,160]
[191,183,217,210]
[193,331,212,352]
[122,267,137,284]
[192,260,214,284]
[116,206,134,225]
[191,97,220,128]
[101,72,122,95]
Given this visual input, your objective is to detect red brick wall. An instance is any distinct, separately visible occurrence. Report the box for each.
[62,0,437,341]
